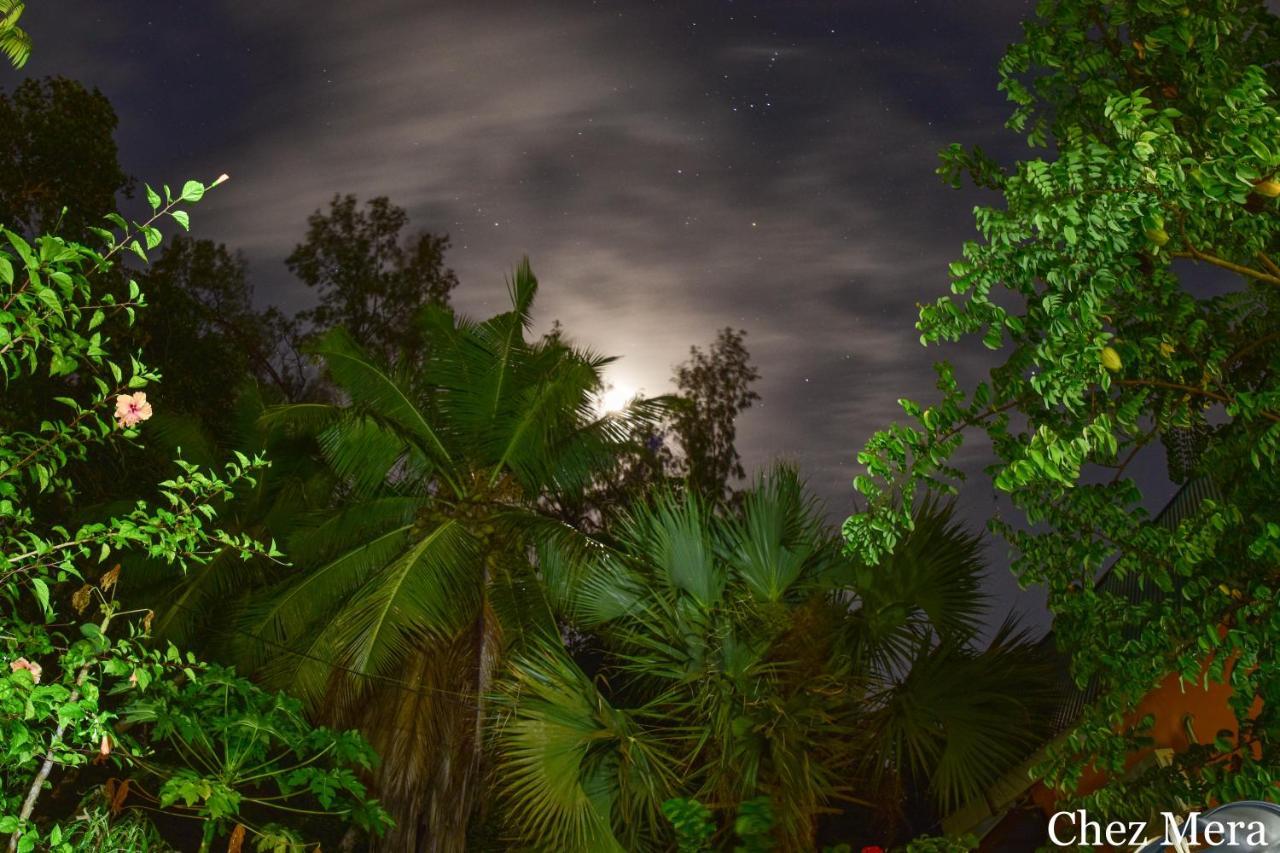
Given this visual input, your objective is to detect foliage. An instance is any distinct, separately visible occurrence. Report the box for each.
[659,796,777,853]
[898,834,977,853]
[731,797,775,853]
[669,327,761,503]
[222,260,658,849]
[124,663,390,848]
[0,1,30,70]
[134,237,297,421]
[495,470,1055,850]
[0,77,131,239]
[286,193,459,364]
[843,0,1280,823]
[0,175,387,850]
[662,798,715,852]
[58,794,177,852]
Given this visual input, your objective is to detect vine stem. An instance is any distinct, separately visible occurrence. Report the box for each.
[7,608,113,853]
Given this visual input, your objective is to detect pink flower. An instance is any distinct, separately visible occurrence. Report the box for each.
[99,734,111,756]
[9,657,41,683]
[114,392,153,428]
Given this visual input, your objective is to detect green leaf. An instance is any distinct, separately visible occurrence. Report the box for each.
[180,180,205,202]
[31,577,50,615]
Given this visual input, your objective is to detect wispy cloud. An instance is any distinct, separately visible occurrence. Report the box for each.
[17,0,1052,628]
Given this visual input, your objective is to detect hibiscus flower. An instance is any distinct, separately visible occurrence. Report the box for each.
[114,392,153,428]
[9,657,42,683]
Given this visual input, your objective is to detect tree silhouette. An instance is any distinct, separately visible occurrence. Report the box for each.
[287,194,459,364]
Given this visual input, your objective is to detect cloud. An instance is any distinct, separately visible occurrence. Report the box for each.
[18,0,1054,630]
[185,2,1031,537]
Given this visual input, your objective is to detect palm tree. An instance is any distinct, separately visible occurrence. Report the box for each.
[492,469,1056,850]
[229,261,657,851]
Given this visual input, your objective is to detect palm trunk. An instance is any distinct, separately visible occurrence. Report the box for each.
[348,599,501,852]
[338,636,474,853]
[465,555,502,846]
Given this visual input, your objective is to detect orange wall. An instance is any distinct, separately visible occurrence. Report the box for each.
[1030,658,1262,813]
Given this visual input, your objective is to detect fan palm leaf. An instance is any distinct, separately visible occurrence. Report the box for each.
[495,470,1056,848]
[858,615,1058,813]
[494,641,678,852]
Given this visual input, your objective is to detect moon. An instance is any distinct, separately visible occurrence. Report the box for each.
[597,383,638,414]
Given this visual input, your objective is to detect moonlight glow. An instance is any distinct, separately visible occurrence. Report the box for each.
[598,384,637,414]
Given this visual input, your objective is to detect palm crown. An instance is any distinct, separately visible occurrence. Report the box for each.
[494,471,1057,850]
[229,260,658,849]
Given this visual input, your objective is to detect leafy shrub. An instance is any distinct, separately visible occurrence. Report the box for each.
[0,178,389,850]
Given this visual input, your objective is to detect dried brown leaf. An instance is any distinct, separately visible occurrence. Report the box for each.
[71,584,92,614]
[110,779,129,815]
[100,563,121,593]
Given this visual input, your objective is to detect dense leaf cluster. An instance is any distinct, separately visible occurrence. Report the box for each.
[845,0,1280,822]
[0,177,389,850]
[495,474,1056,850]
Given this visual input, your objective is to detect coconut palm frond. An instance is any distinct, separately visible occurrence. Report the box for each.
[235,523,416,680]
[285,495,425,566]
[324,519,483,675]
[0,1,31,69]
[304,326,462,493]
[257,401,343,435]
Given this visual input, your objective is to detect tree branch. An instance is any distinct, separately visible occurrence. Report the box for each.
[1171,242,1280,286]
[1257,252,1280,279]
[8,608,114,852]
[1117,378,1280,423]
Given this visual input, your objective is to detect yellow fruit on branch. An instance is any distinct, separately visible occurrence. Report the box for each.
[1101,346,1123,372]
[1255,178,1280,198]
[1145,226,1170,246]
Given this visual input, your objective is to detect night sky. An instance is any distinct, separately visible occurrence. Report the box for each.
[19,0,1187,633]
